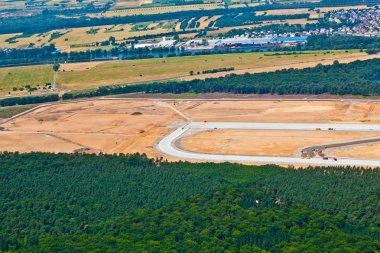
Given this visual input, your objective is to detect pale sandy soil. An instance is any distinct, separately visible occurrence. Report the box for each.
[179,129,380,157]
[61,61,103,71]
[171,100,380,124]
[1,99,380,161]
[0,100,185,157]
[329,143,380,159]
[0,132,81,153]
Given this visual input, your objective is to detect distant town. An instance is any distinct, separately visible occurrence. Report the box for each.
[129,8,380,51]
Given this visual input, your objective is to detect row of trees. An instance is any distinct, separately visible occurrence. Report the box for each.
[0,94,59,107]
[1,152,379,251]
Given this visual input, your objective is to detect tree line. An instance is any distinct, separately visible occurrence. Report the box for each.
[307,34,380,50]
[0,94,59,107]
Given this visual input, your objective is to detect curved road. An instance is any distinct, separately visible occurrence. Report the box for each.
[156,122,380,167]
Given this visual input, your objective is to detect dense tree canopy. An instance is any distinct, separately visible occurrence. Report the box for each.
[0,94,59,107]
[308,35,380,50]
[0,152,379,251]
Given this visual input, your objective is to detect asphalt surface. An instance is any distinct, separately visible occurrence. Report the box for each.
[156,122,380,167]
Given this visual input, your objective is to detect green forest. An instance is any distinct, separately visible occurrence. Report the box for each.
[1,152,379,252]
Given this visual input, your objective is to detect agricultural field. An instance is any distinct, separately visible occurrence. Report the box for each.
[108,1,265,15]
[254,5,379,17]
[112,0,153,8]
[57,50,380,89]
[1,50,379,96]
[0,3,334,51]
[0,0,110,11]
[0,23,176,50]
[255,8,311,16]
[1,99,380,164]
[106,3,224,16]
[0,0,25,11]
[206,17,318,35]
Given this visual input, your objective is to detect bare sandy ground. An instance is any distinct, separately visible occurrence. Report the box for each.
[1,99,380,161]
[0,132,81,153]
[61,61,103,72]
[329,143,380,159]
[171,100,380,124]
[179,129,380,157]
[0,100,185,157]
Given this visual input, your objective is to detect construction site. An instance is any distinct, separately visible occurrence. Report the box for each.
[1,98,380,166]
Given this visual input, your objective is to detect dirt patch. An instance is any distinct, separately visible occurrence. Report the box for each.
[179,129,380,157]
[60,61,103,72]
[329,143,380,159]
[0,100,185,158]
[171,100,380,124]
[0,132,81,153]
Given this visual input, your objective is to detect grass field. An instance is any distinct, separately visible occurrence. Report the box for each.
[1,50,377,96]
[0,104,36,119]
[57,50,364,90]
[0,65,53,96]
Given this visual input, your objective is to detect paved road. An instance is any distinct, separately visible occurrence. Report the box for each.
[156,122,380,167]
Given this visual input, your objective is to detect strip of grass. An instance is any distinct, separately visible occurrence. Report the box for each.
[0,104,36,119]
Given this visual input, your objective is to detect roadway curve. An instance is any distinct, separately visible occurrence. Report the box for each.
[156,122,380,167]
